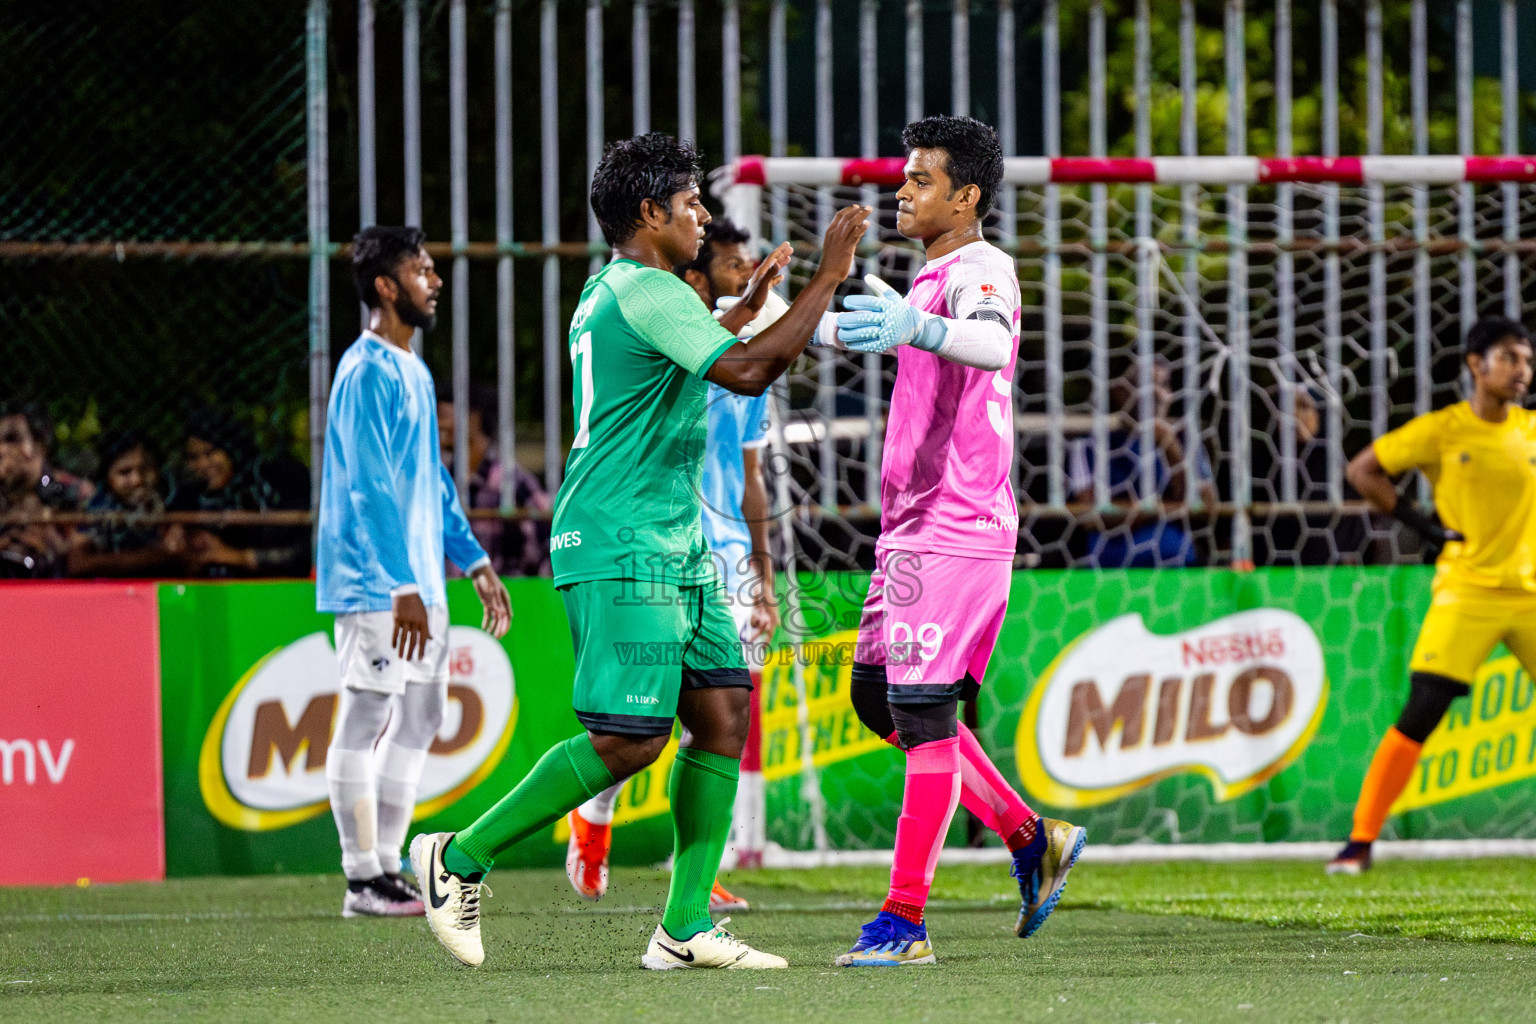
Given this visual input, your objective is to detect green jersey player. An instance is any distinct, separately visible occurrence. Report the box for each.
[411,133,867,970]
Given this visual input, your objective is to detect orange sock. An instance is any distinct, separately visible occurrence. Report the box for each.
[1349,727,1424,842]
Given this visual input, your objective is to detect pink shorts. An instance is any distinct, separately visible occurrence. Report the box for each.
[855,548,1012,701]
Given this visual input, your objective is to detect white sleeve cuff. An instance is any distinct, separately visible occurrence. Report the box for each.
[389,583,420,599]
[464,555,493,575]
[813,311,845,349]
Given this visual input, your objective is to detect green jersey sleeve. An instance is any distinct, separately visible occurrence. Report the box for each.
[615,267,738,377]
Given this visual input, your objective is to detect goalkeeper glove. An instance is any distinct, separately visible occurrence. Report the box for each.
[835,274,947,354]
[1392,501,1463,556]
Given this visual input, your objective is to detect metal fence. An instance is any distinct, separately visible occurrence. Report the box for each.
[7,0,1536,576]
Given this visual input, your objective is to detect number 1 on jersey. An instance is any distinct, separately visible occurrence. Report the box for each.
[570,331,593,449]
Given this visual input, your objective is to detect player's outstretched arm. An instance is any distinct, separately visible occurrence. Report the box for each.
[837,276,1011,371]
[717,242,792,337]
[705,204,869,397]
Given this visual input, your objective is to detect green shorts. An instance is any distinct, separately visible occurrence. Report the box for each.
[561,578,752,737]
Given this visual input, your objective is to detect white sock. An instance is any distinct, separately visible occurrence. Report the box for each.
[326,747,381,880]
[577,778,626,826]
[375,743,429,876]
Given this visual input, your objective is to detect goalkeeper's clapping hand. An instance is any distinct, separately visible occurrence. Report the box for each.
[836,275,947,354]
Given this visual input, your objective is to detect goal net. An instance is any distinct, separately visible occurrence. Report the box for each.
[715,156,1536,855]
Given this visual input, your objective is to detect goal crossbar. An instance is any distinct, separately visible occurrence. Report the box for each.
[724,154,1536,188]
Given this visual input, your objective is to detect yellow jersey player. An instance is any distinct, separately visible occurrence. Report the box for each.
[1328,315,1536,874]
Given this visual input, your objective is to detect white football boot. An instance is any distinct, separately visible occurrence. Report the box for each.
[409,832,489,967]
[640,918,787,970]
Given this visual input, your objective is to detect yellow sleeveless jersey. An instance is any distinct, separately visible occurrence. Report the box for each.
[1374,402,1536,592]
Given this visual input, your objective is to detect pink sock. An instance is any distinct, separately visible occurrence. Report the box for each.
[886,736,962,909]
[956,723,1035,840]
[881,726,1034,843]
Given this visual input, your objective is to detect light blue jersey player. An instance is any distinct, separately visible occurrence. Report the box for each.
[317,226,512,919]
[565,219,782,903]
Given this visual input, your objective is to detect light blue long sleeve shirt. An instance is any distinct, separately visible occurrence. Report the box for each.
[317,331,488,613]
[700,383,770,598]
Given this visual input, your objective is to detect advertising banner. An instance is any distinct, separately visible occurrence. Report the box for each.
[158,578,622,876]
[0,582,164,885]
[156,567,1536,878]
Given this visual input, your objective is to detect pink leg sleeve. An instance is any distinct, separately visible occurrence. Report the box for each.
[886,737,962,908]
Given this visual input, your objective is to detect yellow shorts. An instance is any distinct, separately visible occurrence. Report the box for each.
[1409,580,1536,684]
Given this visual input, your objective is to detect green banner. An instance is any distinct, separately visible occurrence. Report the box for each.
[159,568,1536,877]
[158,578,684,876]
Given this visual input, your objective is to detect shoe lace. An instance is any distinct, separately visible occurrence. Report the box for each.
[857,915,901,947]
[1010,858,1042,905]
[707,917,748,950]
[456,881,491,930]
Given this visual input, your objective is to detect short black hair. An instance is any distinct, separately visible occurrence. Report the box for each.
[674,218,751,280]
[435,381,499,438]
[901,115,1005,219]
[1465,315,1531,360]
[353,225,428,308]
[0,401,52,453]
[98,430,157,478]
[590,133,702,247]
[184,407,253,463]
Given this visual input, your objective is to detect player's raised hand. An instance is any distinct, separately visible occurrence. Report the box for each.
[471,564,513,638]
[737,241,792,319]
[815,204,870,283]
[392,591,431,661]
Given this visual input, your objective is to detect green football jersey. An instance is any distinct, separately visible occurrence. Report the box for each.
[550,258,739,587]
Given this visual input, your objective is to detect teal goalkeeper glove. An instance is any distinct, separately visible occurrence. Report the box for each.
[836,274,948,354]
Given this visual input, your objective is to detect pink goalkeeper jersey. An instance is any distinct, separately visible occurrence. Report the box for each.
[878,240,1021,561]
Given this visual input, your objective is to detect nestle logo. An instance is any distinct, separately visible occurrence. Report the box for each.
[1181,630,1285,668]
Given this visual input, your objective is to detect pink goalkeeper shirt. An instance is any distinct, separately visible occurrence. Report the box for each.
[877,240,1022,562]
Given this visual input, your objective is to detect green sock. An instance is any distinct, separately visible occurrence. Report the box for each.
[452,734,616,870]
[661,747,740,941]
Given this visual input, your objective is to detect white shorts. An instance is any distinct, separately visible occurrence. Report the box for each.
[335,603,450,695]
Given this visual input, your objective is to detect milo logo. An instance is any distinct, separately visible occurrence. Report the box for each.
[200,629,516,831]
[1015,610,1328,807]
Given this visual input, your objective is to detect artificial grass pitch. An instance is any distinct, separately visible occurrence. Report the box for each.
[1,860,1534,1024]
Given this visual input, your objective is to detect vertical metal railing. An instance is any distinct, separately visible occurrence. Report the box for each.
[1275,0,1297,505]
[495,0,515,513]
[1179,0,1200,508]
[1366,0,1387,440]
[306,0,329,511]
[1457,0,1475,348]
[905,0,923,124]
[722,0,740,167]
[587,0,605,278]
[358,0,376,251]
[1088,0,1109,509]
[449,0,470,502]
[403,0,422,356]
[1412,0,1431,504]
[768,0,786,247]
[541,0,562,492]
[815,0,835,510]
[1322,0,1344,505]
[1044,0,1065,510]
[678,0,696,143]
[1503,0,1521,319]
[951,0,968,118]
[860,0,881,511]
[998,0,1019,499]
[1225,0,1251,566]
[1133,0,1155,509]
[632,0,650,135]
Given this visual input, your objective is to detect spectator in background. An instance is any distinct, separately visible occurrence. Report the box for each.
[436,382,551,576]
[68,431,182,578]
[168,408,310,577]
[1068,357,1216,567]
[0,402,92,578]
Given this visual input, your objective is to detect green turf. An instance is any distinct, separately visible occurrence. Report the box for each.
[3,862,1535,1024]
